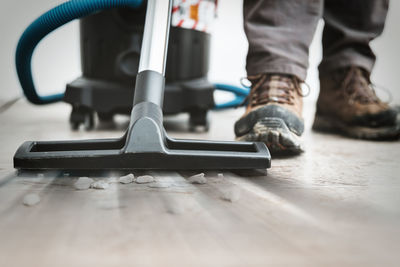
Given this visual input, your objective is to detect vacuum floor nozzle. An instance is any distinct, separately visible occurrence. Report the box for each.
[14,101,270,170]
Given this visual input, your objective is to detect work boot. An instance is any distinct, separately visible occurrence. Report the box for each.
[313,67,400,140]
[234,73,305,154]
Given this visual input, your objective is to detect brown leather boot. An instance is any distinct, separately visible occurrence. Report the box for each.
[234,73,305,154]
[313,67,400,140]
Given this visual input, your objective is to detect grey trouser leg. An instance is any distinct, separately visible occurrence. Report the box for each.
[243,0,323,81]
[319,0,389,75]
[243,0,389,80]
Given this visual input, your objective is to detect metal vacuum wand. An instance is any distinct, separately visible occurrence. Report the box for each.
[138,0,172,75]
[133,0,172,108]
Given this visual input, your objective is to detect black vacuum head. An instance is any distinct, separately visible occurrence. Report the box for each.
[14,102,271,170]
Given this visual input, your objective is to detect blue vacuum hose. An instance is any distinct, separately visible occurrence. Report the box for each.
[16,0,143,105]
[15,0,249,109]
[213,83,249,109]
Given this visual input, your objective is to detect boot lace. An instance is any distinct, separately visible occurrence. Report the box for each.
[341,67,384,104]
[243,73,306,108]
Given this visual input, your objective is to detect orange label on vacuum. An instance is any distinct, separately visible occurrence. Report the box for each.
[172,0,216,33]
[190,3,199,21]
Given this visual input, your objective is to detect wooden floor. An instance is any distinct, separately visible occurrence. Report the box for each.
[0,100,399,267]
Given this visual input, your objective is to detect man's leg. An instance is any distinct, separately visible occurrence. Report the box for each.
[244,0,322,81]
[314,0,399,140]
[236,0,322,154]
[319,0,388,74]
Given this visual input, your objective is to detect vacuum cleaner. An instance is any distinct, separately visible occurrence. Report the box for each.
[18,0,249,131]
[66,1,214,130]
[13,0,271,170]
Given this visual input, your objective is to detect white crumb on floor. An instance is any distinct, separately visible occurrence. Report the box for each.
[63,173,70,177]
[74,177,94,190]
[148,183,170,188]
[37,173,44,178]
[217,173,224,179]
[188,173,207,184]
[23,193,40,206]
[91,180,109,189]
[165,197,185,215]
[135,175,155,184]
[107,177,119,183]
[221,187,241,202]
[119,174,134,184]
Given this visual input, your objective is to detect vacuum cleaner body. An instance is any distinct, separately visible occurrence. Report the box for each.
[65,3,215,130]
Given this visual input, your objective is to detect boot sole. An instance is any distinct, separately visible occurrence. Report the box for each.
[236,117,303,155]
[313,114,400,140]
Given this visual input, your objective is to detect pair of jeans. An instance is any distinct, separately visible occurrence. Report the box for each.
[243,0,389,80]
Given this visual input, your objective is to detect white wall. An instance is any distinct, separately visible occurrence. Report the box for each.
[1,0,399,105]
[0,0,80,101]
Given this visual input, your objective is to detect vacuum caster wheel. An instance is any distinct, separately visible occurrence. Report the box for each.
[98,112,114,122]
[189,109,209,132]
[71,121,80,131]
[70,106,95,131]
[83,112,95,131]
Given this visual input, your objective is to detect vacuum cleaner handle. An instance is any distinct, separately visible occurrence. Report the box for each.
[139,0,172,76]
[133,0,173,108]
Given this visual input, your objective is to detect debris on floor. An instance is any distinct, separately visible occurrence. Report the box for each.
[91,180,109,190]
[217,173,224,179]
[135,175,155,184]
[221,187,241,202]
[74,177,94,190]
[148,183,170,188]
[107,177,119,183]
[23,193,40,206]
[187,173,207,184]
[119,173,134,184]
[37,173,44,178]
[165,197,185,215]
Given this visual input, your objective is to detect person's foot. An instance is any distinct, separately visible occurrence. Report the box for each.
[313,67,400,140]
[234,73,305,154]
